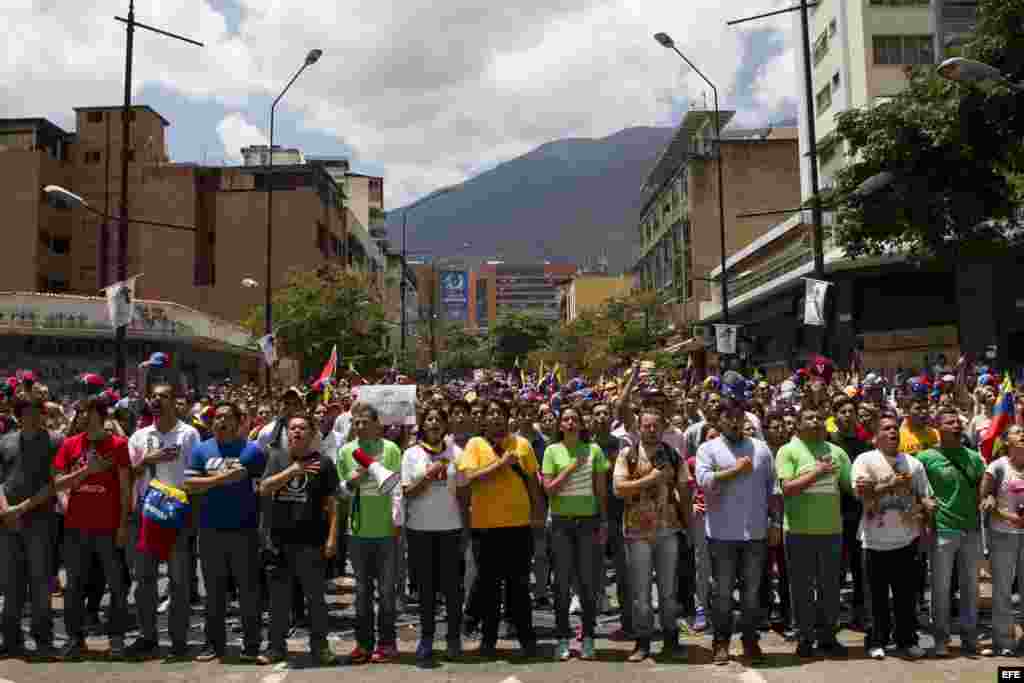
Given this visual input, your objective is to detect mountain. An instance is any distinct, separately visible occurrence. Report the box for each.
[387,126,676,273]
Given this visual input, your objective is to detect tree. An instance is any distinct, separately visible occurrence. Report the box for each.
[242,264,388,378]
[487,310,552,369]
[826,0,1024,260]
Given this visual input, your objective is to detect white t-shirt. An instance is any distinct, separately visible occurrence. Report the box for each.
[333,412,352,445]
[987,457,1024,535]
[852,449,931,551]
[400,442,463,532]
[128,420,201,500]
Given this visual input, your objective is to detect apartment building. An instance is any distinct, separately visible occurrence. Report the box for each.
[560,274,633,323]
[477,262,578,324]
[633,109,801,329]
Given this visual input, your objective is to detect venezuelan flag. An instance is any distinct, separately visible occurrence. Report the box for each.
[981,376,1015,463]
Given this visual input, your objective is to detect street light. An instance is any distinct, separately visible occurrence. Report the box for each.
[654,32,730,325]
[265,48,323,391]
[400,185,461,356]
[44,185,198,233]
[937,57,1024,92]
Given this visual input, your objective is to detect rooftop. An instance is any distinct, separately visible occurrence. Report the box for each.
[641,109,736,195]
[74,105,170,127]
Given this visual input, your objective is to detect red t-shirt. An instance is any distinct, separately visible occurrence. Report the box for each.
[53,432,130,534]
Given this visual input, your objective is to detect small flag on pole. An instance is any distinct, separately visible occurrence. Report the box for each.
[317,345,338,386]
[714,324,739,354]
[257,334,277,366]
[803,277,831,326]
[102,274,141,329]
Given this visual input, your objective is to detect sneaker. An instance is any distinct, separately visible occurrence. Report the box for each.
[569,595,582,615]
[796,640,816,658]
[58,639,85,661]
[315,645,339,666]
[257,649,286,665]
[691,608,708,632]
[30,641,58,662]
[712,641,730,665]
[742,640,765,663]
[581,638,596,660]
[195,645,223,663]
[415,639,434,669]
[370,643,398,663]
[933,642,949,657]
[346,646,370,665]
[124,637,159,661]
[556,639,571,661]
[869,646,886,660]
[962,641,979,656]
[902,645,925,660]
[108,636,126,660]
[164,644,189,663]
[627,640,650,663]
[819,639,848,657]
[609,627,631,642]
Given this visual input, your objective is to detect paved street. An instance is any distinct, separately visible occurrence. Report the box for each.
[0,569,1017,683]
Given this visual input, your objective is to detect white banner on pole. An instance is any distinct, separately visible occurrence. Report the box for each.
[803,277,831,326]
[101,274,141,329]
[356,385,417,426]
[257,334,277,366]
[714,324,740,355]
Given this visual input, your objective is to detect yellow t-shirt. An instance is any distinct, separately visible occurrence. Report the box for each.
[899,421,940,457]
[457,434,537,529]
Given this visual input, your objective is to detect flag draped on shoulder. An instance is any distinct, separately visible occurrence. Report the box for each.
[981,376,1015,463]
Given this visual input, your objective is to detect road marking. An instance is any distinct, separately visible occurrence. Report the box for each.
[736,667,768,683]
[499,677,524,683]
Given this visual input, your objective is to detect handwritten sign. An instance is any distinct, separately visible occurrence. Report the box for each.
[356,385,417,426]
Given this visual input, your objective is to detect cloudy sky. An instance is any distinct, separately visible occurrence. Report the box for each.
[3,0,799,208]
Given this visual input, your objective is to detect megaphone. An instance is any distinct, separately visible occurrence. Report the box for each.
[351,447,400,495]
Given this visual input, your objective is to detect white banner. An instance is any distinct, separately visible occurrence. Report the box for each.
[356,385,417,426]
[714,324,740,355]
[257,334,277,366]
[803,278,832,326]
[102,274,140,329]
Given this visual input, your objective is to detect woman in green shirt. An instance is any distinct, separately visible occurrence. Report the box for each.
[541,407,609,661]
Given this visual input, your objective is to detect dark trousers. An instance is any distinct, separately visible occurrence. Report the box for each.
[64,529,128,641]
[843,517,865,611]
[407,528,463,641]
[268,543,328,652]
[760,543,791,625]
[349,536,398,649]
[708,539,767,644]
[865,541,920,649]
[0,515,54,645]
[199,528,262,652]
[473,526,535,647]
[132,516,193,647]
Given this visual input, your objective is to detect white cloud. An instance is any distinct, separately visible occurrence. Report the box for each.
[3,0,805,207]
[216,112,268,162]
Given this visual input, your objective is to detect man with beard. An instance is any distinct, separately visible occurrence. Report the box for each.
[696,397,777,665]
[184,401,266,663]
[125,383,201,661]
[776,407,852,658]
[613,406,690,662]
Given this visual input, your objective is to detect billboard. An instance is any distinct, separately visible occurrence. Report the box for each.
[439,270,468,322]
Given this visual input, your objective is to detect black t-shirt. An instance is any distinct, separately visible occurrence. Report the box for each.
[0,430,62,518]
[597,434,624,521]
[262,448,339,547]
[831,431,872,522]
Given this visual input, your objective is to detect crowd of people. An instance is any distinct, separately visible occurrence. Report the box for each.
[0,355,1022,669]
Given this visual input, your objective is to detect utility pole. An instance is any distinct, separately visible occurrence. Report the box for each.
[112,1,202,386]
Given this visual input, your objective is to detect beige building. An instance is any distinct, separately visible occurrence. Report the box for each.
[560,274,633,323]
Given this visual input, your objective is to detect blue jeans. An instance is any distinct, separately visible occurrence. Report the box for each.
[626,531,680,640]
[707,539,767,644]
[985,530,1023,651]
[785,533,842,644]
[930,528,981,646]
[550,515,600,639]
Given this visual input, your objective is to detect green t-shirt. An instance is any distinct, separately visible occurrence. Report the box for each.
[775,438,852,535]
[917,446,984,532]
[337,438,403,538]
[542,441,609,518]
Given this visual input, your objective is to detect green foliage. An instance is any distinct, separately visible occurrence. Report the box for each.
[827,0,1024,260]
[487,311,553,369]
[242,264,387,377]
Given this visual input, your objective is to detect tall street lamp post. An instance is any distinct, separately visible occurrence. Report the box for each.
[264,48,322,390]
[399,185,460,356]
[111,0,202,386]
[653,32,729,326]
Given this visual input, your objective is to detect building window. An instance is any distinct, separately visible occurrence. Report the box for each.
[50,237,70,255]
[816,85,832,116]
[125,149,135,162]
[86,111,103,123]
[686,279,694,300]
[832,72,841,92]
[873,35,934,66]
[84,150,101,164]
[812,31,829,66]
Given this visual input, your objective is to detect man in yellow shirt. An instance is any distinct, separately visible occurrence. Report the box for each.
[456,399,544,660]
[899,396,939,457]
